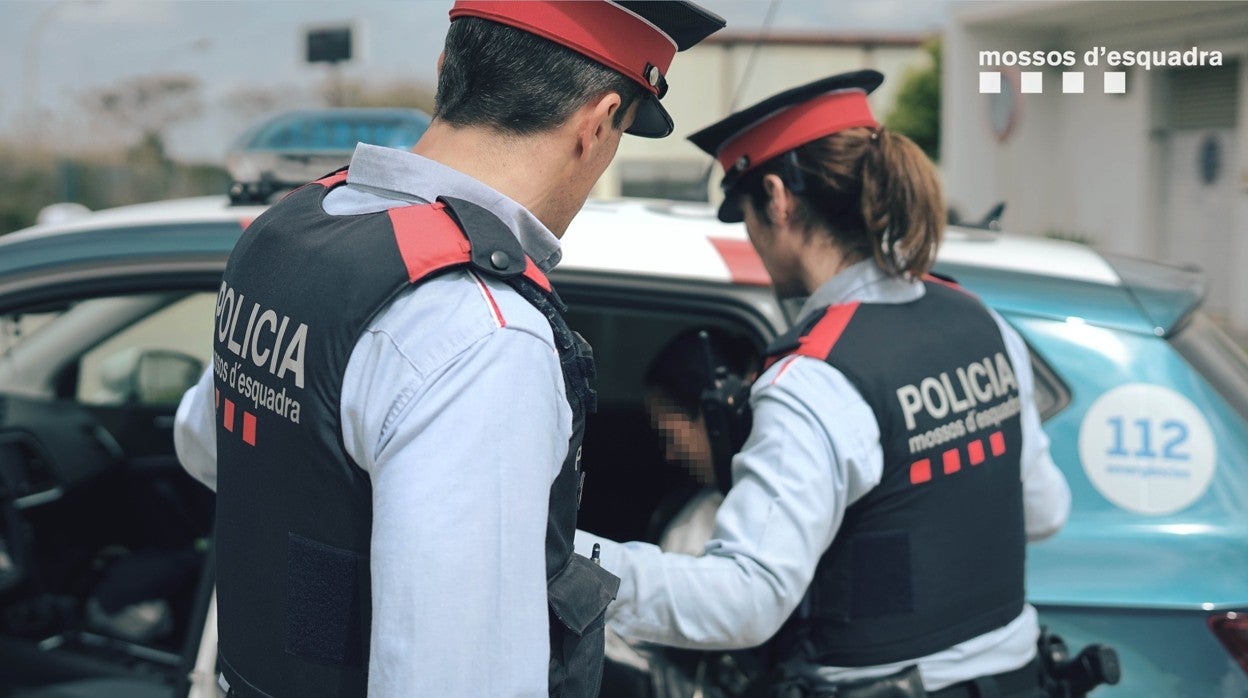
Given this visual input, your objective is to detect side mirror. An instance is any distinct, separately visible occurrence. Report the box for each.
[135,350,204,406]
[98,348,203,406]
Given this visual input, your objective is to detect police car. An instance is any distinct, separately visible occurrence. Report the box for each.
[0,190,1245,697]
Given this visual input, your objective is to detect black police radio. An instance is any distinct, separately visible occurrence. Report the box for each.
[696,331,754,495]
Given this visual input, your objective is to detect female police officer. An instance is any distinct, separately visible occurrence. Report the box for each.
[576,71,1071,697]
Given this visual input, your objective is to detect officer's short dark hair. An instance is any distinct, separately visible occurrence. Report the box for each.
[436,17,646,135]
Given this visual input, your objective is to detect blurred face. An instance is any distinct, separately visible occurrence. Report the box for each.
[645,389,716,487]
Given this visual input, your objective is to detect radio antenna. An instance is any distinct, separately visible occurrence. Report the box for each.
[700,0,783,195]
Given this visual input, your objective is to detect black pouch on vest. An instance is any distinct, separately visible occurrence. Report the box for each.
[547,553,621,697]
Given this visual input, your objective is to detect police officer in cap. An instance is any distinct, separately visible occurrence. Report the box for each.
[174,2,723,695]
[576,71,1071,697]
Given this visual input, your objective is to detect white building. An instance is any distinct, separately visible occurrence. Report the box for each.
[598,31,929,204]
[944,1,1248,335]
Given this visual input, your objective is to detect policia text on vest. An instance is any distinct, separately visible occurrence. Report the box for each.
[897,353,1022,455]
[213,280,307,425]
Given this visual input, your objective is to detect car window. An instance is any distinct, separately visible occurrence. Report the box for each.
[1170,311,1248,423]
[1029,349,1070,421]
[0,311,60,358]
[77,293,214,406]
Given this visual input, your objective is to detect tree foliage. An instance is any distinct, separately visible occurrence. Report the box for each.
[0,142,227,235]
[80,73,203,146]
[885,39,941,162]
[332,80,436,113]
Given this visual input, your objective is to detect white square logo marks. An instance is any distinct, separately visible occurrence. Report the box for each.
[1104,71,1127,94]
[977,71,1127,95]
[979,72,1002,94]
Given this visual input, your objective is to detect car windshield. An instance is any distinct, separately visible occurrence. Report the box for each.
[246,113,430,151]
[1170,311,1248,423]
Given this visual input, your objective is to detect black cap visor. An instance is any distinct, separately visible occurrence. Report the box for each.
[626,93,674,138]
[716,190,744,223]
[616,1,725,138]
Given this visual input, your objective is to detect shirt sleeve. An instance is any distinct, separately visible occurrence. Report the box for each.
[992,311,1071,541]
[173,366,219,491]
[353,326,570,696]
[575,356,883,650]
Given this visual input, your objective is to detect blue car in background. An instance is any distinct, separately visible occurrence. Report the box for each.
[0,190,1243,696]
[225,108,431,204]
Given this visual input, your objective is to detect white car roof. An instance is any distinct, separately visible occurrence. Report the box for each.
[563,198,1121,287]
[10,195,1121,287]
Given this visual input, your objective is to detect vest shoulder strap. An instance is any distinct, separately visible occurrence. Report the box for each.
[308,168,553,292]
[763,302,861,370]
[762,275,978,371]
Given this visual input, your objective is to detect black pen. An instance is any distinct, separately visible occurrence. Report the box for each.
[591,543,601,565]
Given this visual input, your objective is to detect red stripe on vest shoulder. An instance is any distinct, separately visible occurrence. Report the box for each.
[389,204,552,293]
[389,203,473,284]
[796,302,861,360]
[923,273,977,298]
[313,169,350,188]
[521,257,552,293]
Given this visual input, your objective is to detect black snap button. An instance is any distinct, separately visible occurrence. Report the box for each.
[489,250,511,270]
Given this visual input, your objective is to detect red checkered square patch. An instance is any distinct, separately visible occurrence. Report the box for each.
[968,439,986,465]
[910,459,932,485]
[242,412,257,446]
[990,431,1006,456]
[943,448,961,474]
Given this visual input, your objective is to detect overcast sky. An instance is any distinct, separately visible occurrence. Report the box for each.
[0,0,950,162]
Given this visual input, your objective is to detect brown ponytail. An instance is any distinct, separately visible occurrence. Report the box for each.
[738,126,945,278]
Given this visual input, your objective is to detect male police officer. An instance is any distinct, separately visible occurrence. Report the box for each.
[173,3,723,696]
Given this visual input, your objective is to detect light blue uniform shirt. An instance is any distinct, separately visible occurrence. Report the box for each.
[175,144,571,696]
[576,260,1071,691]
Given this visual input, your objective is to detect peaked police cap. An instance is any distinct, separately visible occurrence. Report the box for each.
[450,1,726,138]
[689,70,884,222]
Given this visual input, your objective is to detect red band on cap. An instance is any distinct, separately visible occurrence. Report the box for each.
[716,90,878,177]
[450,1,675,97]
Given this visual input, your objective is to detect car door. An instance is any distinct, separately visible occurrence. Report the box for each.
[0,266,224,696]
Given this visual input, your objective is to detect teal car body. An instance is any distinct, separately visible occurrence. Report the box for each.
[940,258,1248,697]
[0,196,1245,696]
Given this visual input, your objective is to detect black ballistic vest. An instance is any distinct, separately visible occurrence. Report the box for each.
[212,170,616,697]
[767,280,1026,667]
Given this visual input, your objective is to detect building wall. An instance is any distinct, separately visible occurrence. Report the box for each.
[596,35,929,204]
[944,1,1248,334]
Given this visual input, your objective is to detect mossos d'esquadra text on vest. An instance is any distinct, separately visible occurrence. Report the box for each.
[213,280,307,423]
[897,351,1023,455]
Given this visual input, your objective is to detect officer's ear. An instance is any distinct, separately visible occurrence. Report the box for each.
[761,174,793,227]
[574,91,624,161]
[436,51,445,77]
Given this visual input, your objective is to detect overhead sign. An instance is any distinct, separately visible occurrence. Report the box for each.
[306,25,353,65]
